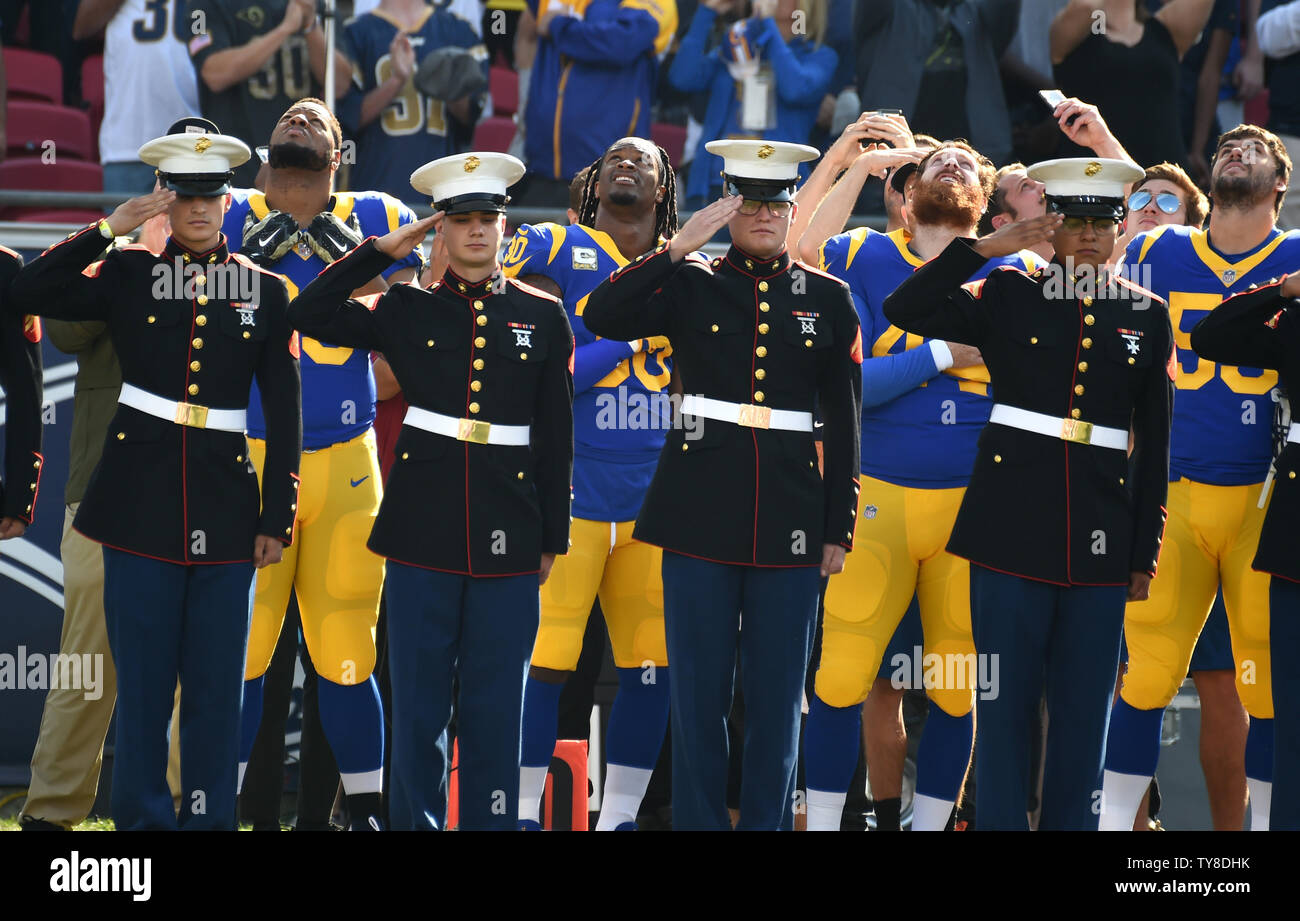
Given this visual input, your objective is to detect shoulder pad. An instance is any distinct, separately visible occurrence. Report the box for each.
[1113,274,1166,307]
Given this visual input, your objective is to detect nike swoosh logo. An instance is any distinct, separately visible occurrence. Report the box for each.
[350,476,370,487]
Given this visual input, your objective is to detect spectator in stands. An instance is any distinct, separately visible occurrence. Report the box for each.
[1050,0,1216,169]
[854,0,1019,168]
[72,0,201,195]
[516,0,677,206]
[187,0,351,187]
[340,0,489,203]
[1257,0,1300,230]
[1112,160,1209,261]
[1145,0,1238,188]
[670,0,836,209]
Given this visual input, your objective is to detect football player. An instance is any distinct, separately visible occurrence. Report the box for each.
[1101,125,1300,831]
[503,136,678,830]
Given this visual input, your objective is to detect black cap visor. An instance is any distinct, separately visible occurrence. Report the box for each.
[435,192,510,215]
[724,176,796,202]
[889,161,919,194]
[1046,194,1125,219]
[161,172,233,197]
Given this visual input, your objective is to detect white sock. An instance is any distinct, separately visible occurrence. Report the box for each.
[1099,769,1152,831]
[804,788,847,831]
[339,768,382,795]
[518,765,548,824]
[911,793,955,831]
[237,761,247,793]
[1248,778,1271,831]
[595,764,654,830]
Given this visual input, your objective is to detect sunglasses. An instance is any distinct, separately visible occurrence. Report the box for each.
[737,199,792,217]
[1127,190,1181,214]
[1059,216,1117,233]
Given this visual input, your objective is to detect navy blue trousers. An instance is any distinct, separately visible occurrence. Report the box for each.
[662,551,820,830]
[970,565,1126,830]
[1272,576,1300,830]
[102,547,255,830]
[384,562,539,831]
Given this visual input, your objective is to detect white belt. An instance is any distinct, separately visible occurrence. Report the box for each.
[989,403,1128,451]
[403,405,530,446]
[118,383,247,432]
[1290,422,1300,446]
[680,394,813,432]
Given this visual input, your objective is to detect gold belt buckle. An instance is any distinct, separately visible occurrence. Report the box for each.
[1060,418,1093,445]
[457,418,492,444]
[737,404,772,430]
[174,401,209,429]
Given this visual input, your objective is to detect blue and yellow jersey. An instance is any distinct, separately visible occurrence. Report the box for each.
[223,189,424,449]
[502,221,671,522]
[1122,224,1300,485]
[820,227,1040,488]
[522,0,676,183]
[339,8,488,201]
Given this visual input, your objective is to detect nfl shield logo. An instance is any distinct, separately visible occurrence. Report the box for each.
[863,505,877,520]
[1222,269,1236,285]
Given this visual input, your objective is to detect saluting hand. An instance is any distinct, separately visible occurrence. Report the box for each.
[973,213,1062,259]
[254,535,284,568]
[375,212,441,261]
[106,188,176,238]
[669,196,742,262]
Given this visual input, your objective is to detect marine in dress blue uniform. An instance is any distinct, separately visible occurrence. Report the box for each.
[289,152,574,830]
[883,158,1175,830]
[10,120,302,830]
[0,246,43,541]
[583,140,863,830]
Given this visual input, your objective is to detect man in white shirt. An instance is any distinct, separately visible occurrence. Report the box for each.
[73,0,201,193]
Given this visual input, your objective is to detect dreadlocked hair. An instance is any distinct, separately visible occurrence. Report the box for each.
[575,144,680,240]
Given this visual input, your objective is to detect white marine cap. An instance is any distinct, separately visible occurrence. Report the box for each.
[410,151,526,214]
[137,117,251,196]
[1027,157,1145,217]
[705,139,820,200]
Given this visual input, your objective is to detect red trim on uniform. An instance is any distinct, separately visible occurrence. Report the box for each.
[42,223,101,257]
[790,259,843,284]
[659,544,822,569]
[0,243,21,259]
[508,275,562,304]
[288,331,301,359]
[608,245,669,283]
[724,245,789,279]
[24,451,44,524]
[750,277,762,563]
[378,554,542,577]
[966,558,1113,587]
[463,300,475,575]
[1063,302,1087,582]
[1264,569,1300,583]
[440,265,498,300]
[1166,341,1178,381]
[76,528,253,566]
[22,315,41,343]
[1112,274,1163,305]
[849,325,863,364]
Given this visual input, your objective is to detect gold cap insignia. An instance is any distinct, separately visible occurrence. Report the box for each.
[757,144,775,160]
[1084,161,1102,177]
[464,156,481,172]
[194,137,212,154]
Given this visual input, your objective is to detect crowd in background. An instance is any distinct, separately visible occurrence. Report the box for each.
[0,0,1297,225]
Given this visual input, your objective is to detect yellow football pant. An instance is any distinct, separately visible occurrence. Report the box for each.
[816,477,974,717]
[530,518,667,670]
[245,430,385,686]
[1121,477,1272,717]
